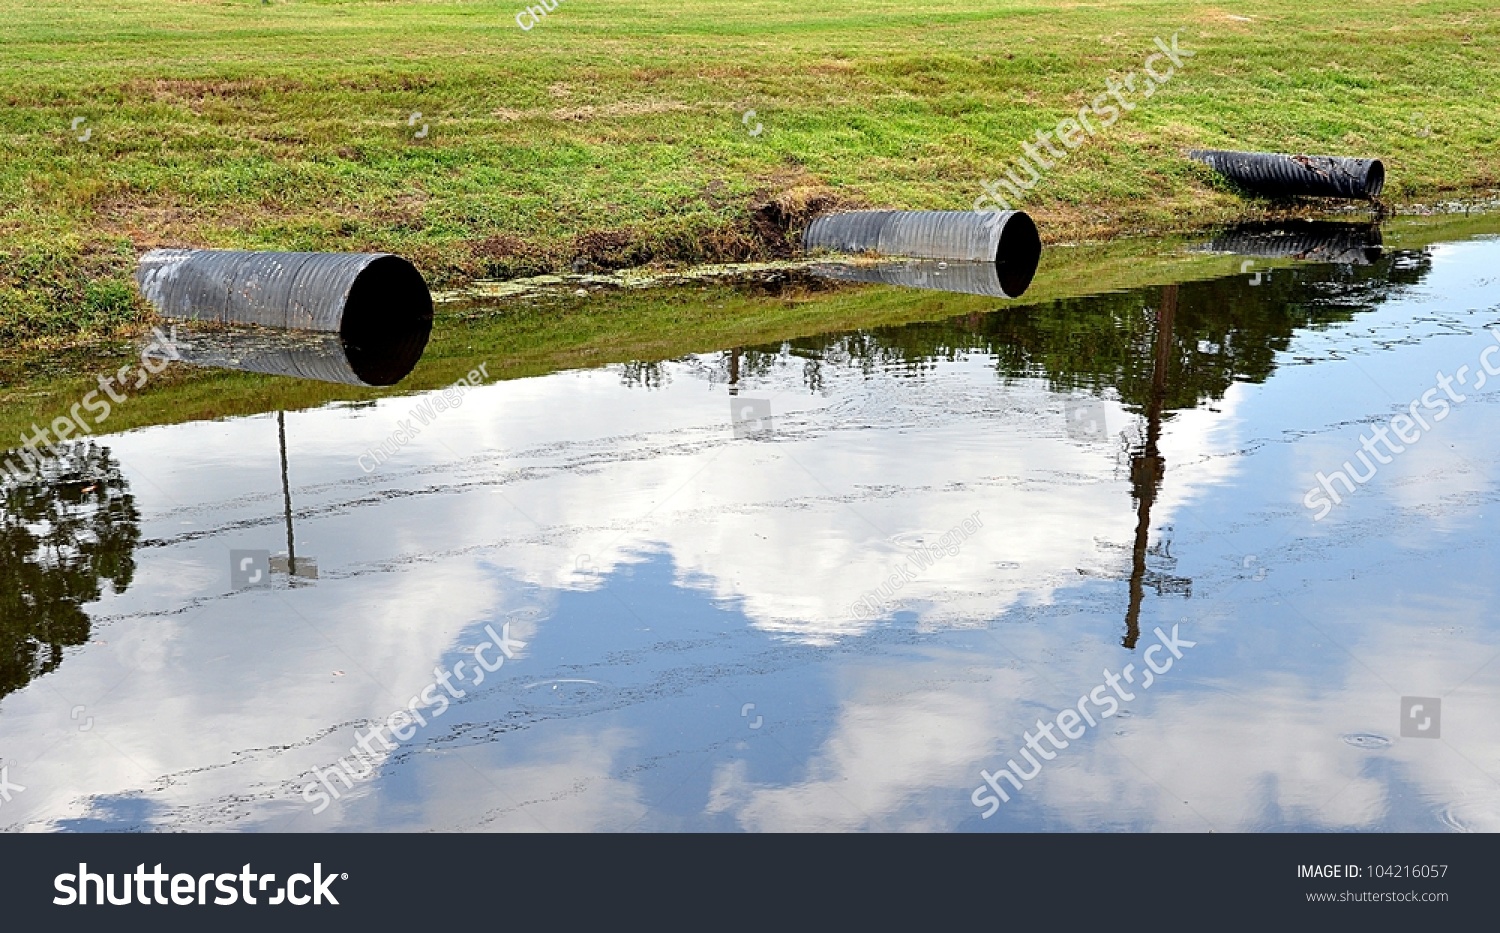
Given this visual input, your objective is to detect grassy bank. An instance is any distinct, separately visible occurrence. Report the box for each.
[1,211,1492,446]
[2,0,1498,347]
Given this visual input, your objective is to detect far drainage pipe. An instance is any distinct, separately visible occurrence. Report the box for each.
[803,209,1041,298]
[135,249,434,385]
[1187,149,1385,200]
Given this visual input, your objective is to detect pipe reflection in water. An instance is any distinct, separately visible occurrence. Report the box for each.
[810,255,1039,300]
[1196,220,1384,265]
[0,443,139,701]
[166,320,432,387]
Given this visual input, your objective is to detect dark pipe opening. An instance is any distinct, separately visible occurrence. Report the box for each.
[341,255,435,386]
[995,211,1042,298]
[1365,160,1386,199]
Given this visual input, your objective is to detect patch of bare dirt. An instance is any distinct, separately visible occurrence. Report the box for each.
[748,171,853,254]
[571,230,641,270]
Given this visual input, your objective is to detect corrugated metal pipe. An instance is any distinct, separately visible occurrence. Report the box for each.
[803,209,1041,298]
[1202,221,1383,265]
[135,249,434,386]
[1187,149,1385,200]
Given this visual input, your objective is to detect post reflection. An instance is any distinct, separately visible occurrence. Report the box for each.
[1123,284,1191,649]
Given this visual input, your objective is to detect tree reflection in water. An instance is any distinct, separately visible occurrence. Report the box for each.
[0,443,139,701]
[654,240,1432,645]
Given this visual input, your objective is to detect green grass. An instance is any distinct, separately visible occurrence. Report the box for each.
[2,0,1499,348]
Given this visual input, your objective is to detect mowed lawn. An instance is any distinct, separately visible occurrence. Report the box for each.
[1,0,1497,347]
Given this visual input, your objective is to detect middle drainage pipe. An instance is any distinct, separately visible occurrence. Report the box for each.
[803,209,1041,298]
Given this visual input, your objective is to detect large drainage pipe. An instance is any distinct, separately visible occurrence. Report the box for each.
[803,209,1041,298]
[134,249,434,386]
[1187,149,1385,200]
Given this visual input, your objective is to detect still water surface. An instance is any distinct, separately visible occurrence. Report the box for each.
[3,222,1499,831]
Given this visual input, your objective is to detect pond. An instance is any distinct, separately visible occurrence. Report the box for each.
[2,216,1498,831]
